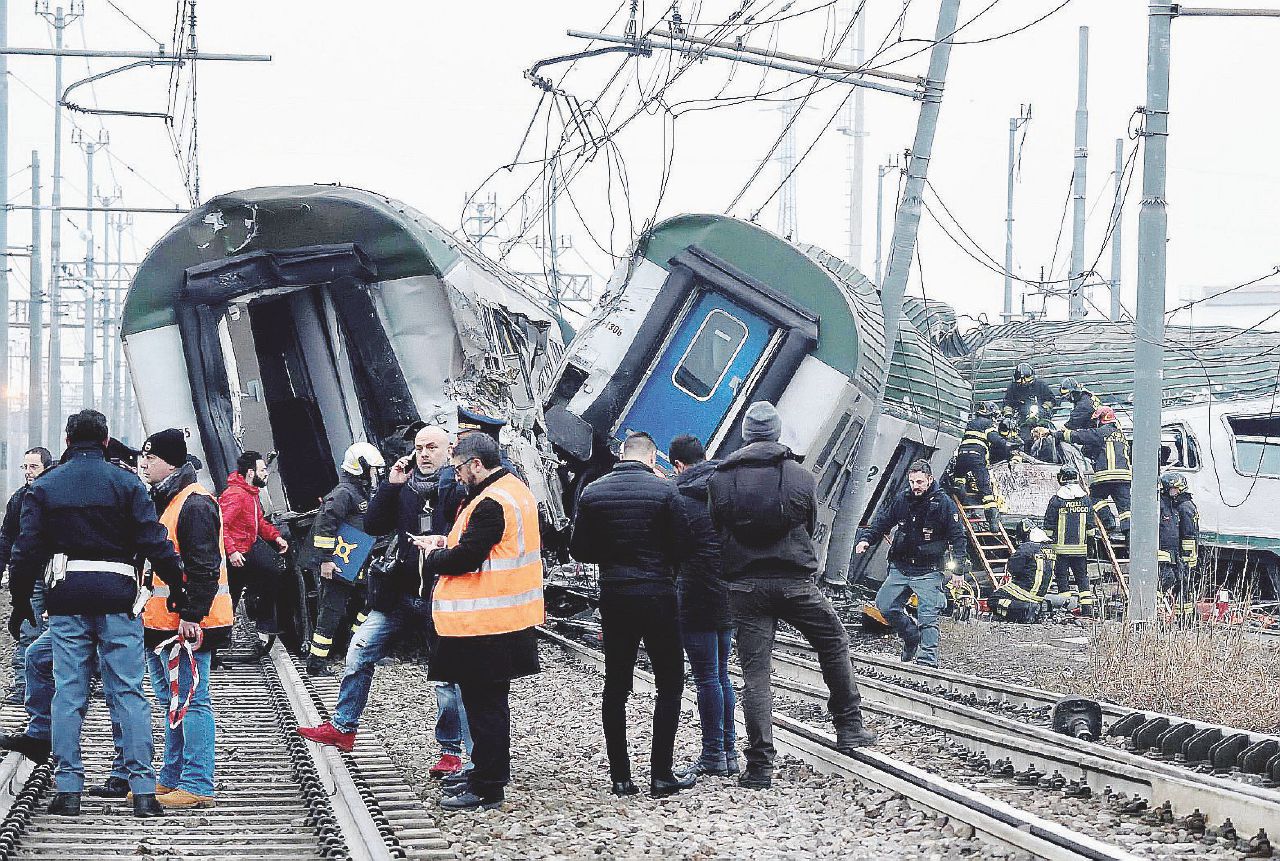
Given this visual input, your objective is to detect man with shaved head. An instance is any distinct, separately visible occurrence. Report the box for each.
[298,423,470,766]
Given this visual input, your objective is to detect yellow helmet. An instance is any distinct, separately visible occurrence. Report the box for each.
[340,442,386,476]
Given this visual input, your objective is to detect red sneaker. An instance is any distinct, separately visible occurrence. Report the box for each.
[297,721,356,753]
[428,753,463,777]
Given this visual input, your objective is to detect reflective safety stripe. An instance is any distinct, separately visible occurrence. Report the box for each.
[1157,549,1173,563]
[313,536,337,549]
[434,587,544,615]
[481,551,543,572]
[143,482,234,634]
[310,643,331,656]
[151,582,231,599]
[1001,583,1039,602]
[311,632,333,645]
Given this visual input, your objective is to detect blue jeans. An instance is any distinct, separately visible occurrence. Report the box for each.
[332,596,471,757]
[10,582,47,697]
[875,564,947,666]
[682,627,736,760]
[48,613,155,794]
[148,647,215,796]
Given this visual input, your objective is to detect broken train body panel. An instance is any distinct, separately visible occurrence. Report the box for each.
[542,213,970,581]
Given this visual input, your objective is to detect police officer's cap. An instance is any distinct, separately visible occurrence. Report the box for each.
[457,406,506,441]
[105,437,142,467]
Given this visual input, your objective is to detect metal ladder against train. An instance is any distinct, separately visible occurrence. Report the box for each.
[952,496,1016,589]
[1091,510,1130,600]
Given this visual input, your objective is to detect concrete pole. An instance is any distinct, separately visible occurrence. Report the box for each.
[47,6,64,441]
[0,0,9,483]
[1068,26,1090,320]
[844,5,866,268]
[1004,117,1017,323]
[1130,6,1174,623]
[1110,137,1124,321]
[99,210,111,412]
[27,151,41,448]
[80,141,94,409]
[822,0,963,585]
[875,163,888,285]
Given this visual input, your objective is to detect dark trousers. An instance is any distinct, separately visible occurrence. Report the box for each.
[310,576,366,659]
[954,451,994,509]
[458,680,511,797]
[728,577,864,772]
[229,539,281,634]
[1054,554,1092,608]
[1092,480,1132,531]
[599,593,684,782]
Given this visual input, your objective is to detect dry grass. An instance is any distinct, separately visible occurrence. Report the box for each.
[1050,623,1280,733]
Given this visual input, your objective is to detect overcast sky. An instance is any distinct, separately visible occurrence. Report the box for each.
[4,0,1280,331]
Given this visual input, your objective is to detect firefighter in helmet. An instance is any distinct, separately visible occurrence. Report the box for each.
[952,402,1013,532]
[1058,378,1104,432]
[990,519,1054,623]
[1003,362,1059,425]
[304,442,385,676]
[1158,471,1199,625]
[1056,405,1130,540]
[1044,465,1096,617]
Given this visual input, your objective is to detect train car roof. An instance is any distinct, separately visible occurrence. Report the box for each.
[637,213,970,432]
[123,184,561,337]
[957,319,1280,409]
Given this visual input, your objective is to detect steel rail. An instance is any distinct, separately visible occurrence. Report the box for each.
[538,627,1137,861]
[770,648,1280,838]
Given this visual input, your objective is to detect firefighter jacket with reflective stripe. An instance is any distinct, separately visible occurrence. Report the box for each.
[1158,492,1199,568]
[1002,540,1054,603]
[1064,391,1104,431]
[304,474,370,571]
[1060,422,1132,483]
[144,481,233,641]
[432,472,544,637]
[957,417,1012,465]
[1044,485,1091,557]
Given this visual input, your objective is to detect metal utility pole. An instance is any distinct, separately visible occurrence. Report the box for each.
[38,3,80,442]
[1068,26,1089,320]
[822,0,962,586]
[1004,105,1031,323]
[1110,137,1124,321]
[775,102,799,240]
[0,0,9,483]
[97,187,119,414]
[874,157,899,286]
[75,131,99,410]
[27,151,41,448]
[547,170,562,313]
[838,1,867,267]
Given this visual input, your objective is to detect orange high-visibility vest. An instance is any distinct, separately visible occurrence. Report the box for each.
[432,472,544,637]
[143,482,233,634]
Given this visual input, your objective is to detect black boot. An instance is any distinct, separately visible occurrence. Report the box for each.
[86,776,130,798]
[650,772,696,798]
[306,656,333,677]
[737,767,771,790]
[47,793,81,816]
[0,732,51,763]
[836,724,879,753]
[132,793,165,818]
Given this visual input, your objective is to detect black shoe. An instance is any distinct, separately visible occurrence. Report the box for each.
[678,755,731,777]
[306,657,333,677]
[442,779,472,798]
[650,773,696,798]
[0,732,51,763]
[724,751,741,776]
[737,768,771,790]
[900,627,922,663]
[439,790,502,811]
[47,792,81,816]
[610,779,639,797]
[132,793,165,818]
[86,776,130,798]
[836,726,878,752]
[441,770,471,787]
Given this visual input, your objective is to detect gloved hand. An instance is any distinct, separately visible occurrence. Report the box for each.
[944,558,957,573]
[166,583,188,615]
[7,597,34,639]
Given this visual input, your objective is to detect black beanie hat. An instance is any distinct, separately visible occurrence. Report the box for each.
[142,428,188,468]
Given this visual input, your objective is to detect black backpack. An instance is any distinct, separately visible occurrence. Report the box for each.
[723,460,792,547]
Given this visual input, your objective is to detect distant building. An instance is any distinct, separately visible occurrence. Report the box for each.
[1171,282,1280,331]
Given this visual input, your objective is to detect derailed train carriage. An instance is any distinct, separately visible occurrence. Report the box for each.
[540,213,971,584]
[122,184,569,646]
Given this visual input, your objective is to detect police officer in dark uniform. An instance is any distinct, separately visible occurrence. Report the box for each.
[1159,471,1199,625]
[305,442,385,676]
[1043,465,1096,617]
[1057,405,1131,539]
[6,410,185,818]
[1003,363,1059,424]
[990,520,1054,623]
[434,406,523,528]
[1058,378,1105,431]
[952,402,1014,531]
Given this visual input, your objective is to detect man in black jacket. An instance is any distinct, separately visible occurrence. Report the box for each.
[1003,362,1059,424]
[709,402,876,791]
[1,446,53,704]
[7,410,185,818]
[857,459,967,668]
[570,431,695,798]
[298,424,471,773]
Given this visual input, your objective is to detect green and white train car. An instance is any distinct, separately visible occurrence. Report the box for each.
[542,213,971,581]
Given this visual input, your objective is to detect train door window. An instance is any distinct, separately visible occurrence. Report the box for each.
[1160,423,1201,469]
[1227,415,1280,477]
[813,412,852,471]
[672,310,748,401]
[818,419,865,507]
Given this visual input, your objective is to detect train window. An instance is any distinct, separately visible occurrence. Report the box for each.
[819,419,865,506]
[1229,415,1280,477]
[813,412,852,471]
[1160,424,1201,470]
[672,310,748,401]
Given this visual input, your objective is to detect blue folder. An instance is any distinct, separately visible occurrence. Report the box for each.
[330,523,376,582]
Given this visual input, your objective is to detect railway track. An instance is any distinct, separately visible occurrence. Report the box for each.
[0,633,453,861]
[539,626,1141,861]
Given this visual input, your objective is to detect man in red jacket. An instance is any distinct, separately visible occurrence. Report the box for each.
[218,451,289,649]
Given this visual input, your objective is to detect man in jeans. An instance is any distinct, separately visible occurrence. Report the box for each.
[570,432,695,798]
[857,459,967,668]
[1,447,54,704]
[708,402,876,790]
[297,424,471,769]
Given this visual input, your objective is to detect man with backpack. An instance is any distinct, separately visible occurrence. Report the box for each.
[708,402,876,791]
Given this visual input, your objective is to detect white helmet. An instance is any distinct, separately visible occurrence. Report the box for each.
[340,442,386,476]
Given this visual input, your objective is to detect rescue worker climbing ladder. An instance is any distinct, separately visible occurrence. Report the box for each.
[1159,471,1200,624]
[1044,466,1096,617]
[1057,406,1132,538]
[952,402,1013,532]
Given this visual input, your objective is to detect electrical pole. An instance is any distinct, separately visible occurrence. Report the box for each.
[114,213,131,441]
[1110,137,1124,321]
[38,3,81,442]
[97,186,118,414]
[0,0,9,483]
[776,102,799,240]
[75,130,99,410]
[838,1,867,267]
[27,151,41,448]
[874,157,899,286]
[1004,105,1031,323]
[822,0,962,586]
[1068,26,1089,320]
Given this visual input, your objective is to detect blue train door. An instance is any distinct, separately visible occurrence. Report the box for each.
[616,291,773,460]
